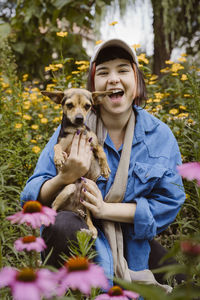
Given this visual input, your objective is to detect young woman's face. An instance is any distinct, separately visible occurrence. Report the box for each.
[94,58,136,115]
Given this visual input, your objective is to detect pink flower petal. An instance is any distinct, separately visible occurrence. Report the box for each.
[12,282,41,300]
[177,162,200,185]
[57,263,109,295]
[0,267,17,287]
[6,205,57,229]
[14,237,46,252]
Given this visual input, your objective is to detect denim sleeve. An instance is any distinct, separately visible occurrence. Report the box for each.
[133,141,185,240]
[20,127,60,206]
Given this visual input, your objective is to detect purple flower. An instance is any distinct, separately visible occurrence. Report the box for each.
[95,285,139,300]
[7,200,57,229]
[14,236,46,252]
[56,256,109,296]
[0,267,58,300]
[177,162,200,186]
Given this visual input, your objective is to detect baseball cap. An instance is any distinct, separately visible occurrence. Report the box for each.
[90,38,139,66]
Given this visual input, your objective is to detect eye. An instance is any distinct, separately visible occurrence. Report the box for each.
[84,104,91,111]
[66,103,74,109]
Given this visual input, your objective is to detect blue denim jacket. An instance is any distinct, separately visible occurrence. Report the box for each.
[21,106,185,280]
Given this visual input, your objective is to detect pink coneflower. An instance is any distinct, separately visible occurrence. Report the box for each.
[95,285,139,300]
[57,256,109,296]
[7,200,57,229]
[14,235,47,252]
[0,267,58,300]
[181,240,200,257]
[177,162,200,186]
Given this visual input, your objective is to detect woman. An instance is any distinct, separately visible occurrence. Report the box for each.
[21,39,185,287]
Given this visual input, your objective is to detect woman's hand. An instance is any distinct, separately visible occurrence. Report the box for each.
[59,132,93,184]
[80,177,137,223]
[80,178,106,219]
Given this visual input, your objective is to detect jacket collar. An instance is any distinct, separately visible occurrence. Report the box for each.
[133,106,160,144]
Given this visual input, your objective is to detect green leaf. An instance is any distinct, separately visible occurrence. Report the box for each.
[12,42,26,54]
[53,0,74,9]
[0,23,11,41]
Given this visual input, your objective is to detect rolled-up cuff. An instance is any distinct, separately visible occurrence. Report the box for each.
[134,197,157,240]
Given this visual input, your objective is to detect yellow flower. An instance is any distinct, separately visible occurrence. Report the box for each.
[54,105,60,110]
[31,124,39,130]
[181,53,187,57]
[56,31,68,37]
[77,65,89,71]
[15,123,23,129]
[132,44,141,50]
[181,74,188,81]
[23,114,32,120]
[22,74,29,81]
[154,92,165,99]
[1,82,9,88]
[96,40,103,45]
[160,67,170,73]
[150,74,158,81]
[187,119,194,124]
[177,113,189,119]
[32,146,41,154]
[184,94,190,98]
[146,98,153,103]
[169,108,179,115]
[38,113,43,118]
[156,105,163,110]
[178,57,186,62]
[40,118,48,124]
[179,105,187,110]
[137,53,149,64]
[42,105,48,109]
[66,75,72,80]
[75,61,89,65]
[153,99,161,103]
[171,73,179,76]
[71,71,80,74]
[171,63,184,72]
[30,139,37,143]
[109,21,118,26]
[165,60,173,64]
[53,117,60,123]
[54,63,63,69]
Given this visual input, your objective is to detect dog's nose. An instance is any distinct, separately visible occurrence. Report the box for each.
[75,114,84,125]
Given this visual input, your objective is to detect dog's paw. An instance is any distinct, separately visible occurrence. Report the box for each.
[101,162,111,179]
[89,226,98,239]
[54,155,66,168]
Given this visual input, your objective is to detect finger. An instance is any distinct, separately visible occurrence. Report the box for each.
[82,178,99,195]
[80,198,97,214]
[82,188,97,205]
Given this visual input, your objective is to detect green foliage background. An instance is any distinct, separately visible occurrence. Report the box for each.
[0,1,200,299]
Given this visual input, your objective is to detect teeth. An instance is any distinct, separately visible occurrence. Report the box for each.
[110,89,123,94]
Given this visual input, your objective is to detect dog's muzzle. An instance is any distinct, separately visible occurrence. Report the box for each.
[75,114,84,125]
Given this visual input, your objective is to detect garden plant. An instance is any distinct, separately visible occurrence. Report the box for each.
[0,30,200,299]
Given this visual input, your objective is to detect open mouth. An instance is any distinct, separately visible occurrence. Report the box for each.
[109,90,124,99]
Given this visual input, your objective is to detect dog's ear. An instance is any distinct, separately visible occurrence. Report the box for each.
[41,91,64,104]
[92,91,112,105]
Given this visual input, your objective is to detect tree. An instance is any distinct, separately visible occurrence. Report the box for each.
[0,0,113,79]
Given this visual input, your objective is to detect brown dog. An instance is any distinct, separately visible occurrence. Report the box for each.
[41,88,111,238]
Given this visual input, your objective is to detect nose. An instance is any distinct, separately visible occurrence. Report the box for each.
[75,114,84,125]
[107,72,120,84]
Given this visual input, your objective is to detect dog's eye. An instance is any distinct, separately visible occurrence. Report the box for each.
[84,104,91,111]
[66,103,74,109]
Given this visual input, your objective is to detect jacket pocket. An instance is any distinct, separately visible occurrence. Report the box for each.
[133,162,167,184]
